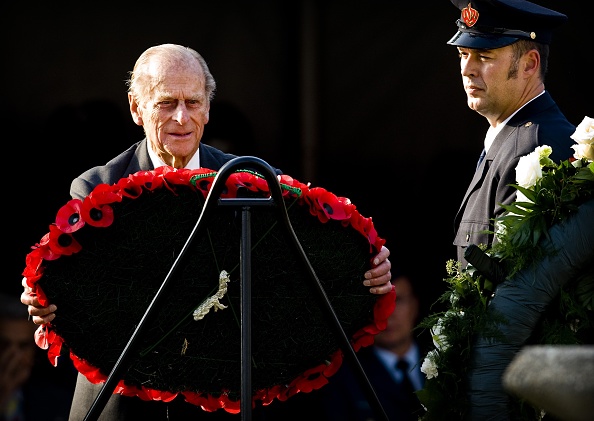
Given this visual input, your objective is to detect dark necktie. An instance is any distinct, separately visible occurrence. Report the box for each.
[396,359,424,417]
[476,148,486,169]
[396,359,415,395]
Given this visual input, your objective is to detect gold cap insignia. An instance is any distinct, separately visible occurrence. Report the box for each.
[462,3,479,27]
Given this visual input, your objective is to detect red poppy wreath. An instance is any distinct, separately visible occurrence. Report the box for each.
[22,165,394,413]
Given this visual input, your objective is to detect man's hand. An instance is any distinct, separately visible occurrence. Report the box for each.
[20,277,56,325]
[364,245,392,294]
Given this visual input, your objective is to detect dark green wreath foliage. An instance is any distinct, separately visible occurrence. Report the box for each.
[417,158,594,420]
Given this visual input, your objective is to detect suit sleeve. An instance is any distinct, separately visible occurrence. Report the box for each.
[466,198,594,420]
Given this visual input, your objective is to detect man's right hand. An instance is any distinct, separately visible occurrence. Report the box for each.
[20,277,56,325]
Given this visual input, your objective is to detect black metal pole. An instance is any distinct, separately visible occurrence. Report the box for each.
[240,206,253,420]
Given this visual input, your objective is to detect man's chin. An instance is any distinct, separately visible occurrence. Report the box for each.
[467,98,482,112]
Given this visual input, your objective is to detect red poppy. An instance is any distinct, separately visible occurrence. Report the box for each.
[55,199,85,233]
[22,248,45,282]
[72,354,105,383]
[81,197,114,228]
[304,187,354,223]
[219,394,241,413]
[183,391,224,412]
[47,225,81,256]
[125,170,164,193]
[162,167,193,189]
[190,171,218,197]
[278,174,309,198]
[350,212,385,252]
[46,331,63,366]
[116,177,145,198]
[373,285,396,330]
[293,364,330,393]
[34,325,50,350]
[86,183,123,206]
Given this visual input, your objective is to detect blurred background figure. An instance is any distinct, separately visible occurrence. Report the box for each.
[0,292,75,421]
[316,273,428,421]
[0,292,38,421]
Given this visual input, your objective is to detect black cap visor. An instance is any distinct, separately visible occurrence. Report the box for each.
[447,30,519,49]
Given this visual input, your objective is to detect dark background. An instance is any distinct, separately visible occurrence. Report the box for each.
[3,0,593,316]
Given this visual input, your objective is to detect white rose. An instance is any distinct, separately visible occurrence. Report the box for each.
[570,116,594,144]
[515,149,543,188]
[570,116,594,161]
[421,350,439,379]
[571,143,594,161]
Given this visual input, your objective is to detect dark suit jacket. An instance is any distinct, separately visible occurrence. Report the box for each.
[453,92,575,266]
[67,139,282,421]
[314,345,426,421]
[70,138,280,200]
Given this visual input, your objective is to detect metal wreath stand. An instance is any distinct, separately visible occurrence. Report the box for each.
[83,156,388,421]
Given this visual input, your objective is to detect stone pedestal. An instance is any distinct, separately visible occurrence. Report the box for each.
[503,345,594,421]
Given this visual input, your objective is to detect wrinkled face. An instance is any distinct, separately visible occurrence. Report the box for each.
[457,45,527,125]
[129,58,210,168]
[0,318,37,388]
[374,278,418,350]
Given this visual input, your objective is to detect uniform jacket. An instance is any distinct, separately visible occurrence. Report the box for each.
[453,91,575,266]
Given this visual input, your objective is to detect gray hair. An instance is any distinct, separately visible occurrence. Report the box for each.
[126,43,217,104]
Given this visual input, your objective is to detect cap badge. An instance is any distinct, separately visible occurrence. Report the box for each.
[462,3,479,27]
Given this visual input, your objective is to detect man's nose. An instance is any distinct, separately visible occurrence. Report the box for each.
[173,103,190,124]
[461,58,476,77]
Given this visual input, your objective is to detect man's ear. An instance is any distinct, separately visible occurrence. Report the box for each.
[523,49,540,78]
[129,93,143,126]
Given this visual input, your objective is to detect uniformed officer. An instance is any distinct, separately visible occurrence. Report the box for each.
[448,0,575,266]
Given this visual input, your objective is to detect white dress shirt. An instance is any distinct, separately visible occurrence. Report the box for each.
[147,144,201,170]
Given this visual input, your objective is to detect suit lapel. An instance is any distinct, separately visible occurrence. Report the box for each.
[454,124,518,226]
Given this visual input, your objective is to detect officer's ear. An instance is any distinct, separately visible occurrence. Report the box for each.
[522,49,541,79]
